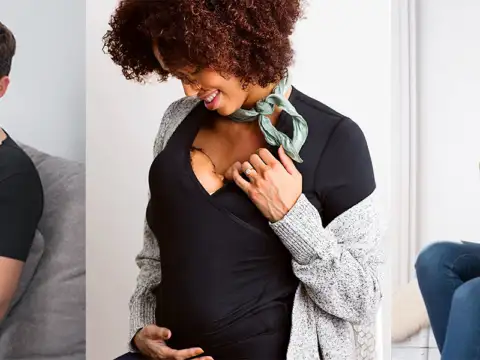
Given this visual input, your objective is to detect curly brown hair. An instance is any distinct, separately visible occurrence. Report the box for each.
[103,0,303,87]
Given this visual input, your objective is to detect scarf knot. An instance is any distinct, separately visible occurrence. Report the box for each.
[229,73,308,163]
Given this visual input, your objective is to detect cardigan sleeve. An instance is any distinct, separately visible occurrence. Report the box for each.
[270,118,383,324]
[127,100,183,350]
[128,219,162,350]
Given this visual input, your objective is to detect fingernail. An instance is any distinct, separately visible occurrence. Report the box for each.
[195,349,204,355]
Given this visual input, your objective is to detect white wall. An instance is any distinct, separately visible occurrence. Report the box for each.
[417,0,480,246]
[0,1,85,161]
[392,2,479,358]
[86,1,390,359]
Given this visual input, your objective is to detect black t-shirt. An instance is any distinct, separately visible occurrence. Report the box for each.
[0,131,43,262]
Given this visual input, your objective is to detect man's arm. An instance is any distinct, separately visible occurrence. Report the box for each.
[0,129,7,143]
[0,257,23,320]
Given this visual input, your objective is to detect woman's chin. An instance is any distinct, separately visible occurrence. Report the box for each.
[216,104,241,117]
[216,107,232,116]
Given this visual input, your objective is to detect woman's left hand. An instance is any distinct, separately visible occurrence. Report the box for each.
[224,146,302,223]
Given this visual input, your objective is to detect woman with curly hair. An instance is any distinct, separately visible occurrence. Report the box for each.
[104,0,383,359]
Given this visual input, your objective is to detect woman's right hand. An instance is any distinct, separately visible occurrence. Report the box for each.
[134,325,213,360]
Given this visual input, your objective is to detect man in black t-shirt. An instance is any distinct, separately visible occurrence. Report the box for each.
[0,21,43,321]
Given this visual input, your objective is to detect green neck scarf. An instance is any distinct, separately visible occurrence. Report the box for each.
[229,73,308,163]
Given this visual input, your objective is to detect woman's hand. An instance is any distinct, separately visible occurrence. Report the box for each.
[134,325,213,360]
[225,146,302,223]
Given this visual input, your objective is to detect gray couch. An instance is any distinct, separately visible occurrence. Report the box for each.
[0,145,85,360]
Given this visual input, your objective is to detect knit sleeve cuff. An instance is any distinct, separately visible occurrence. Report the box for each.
[128,289,157,352]
[269,194,333,264]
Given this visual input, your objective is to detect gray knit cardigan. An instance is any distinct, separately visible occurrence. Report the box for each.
[128,97,383,360]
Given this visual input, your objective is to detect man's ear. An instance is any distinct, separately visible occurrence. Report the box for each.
[0,76,11,98]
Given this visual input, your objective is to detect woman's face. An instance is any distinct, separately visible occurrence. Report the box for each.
[153,45,250,116]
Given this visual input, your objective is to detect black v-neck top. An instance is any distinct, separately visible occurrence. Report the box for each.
[0,131,43,261]
[147,98,298,358]
[146,87,376,357]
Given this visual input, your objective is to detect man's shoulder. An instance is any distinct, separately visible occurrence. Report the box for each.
[0,136,39,184]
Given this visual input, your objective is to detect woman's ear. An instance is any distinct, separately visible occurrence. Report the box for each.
[0,76,10,98]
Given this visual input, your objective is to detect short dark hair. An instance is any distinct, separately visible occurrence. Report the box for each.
[103,0,303,87]
[0,21,16,77]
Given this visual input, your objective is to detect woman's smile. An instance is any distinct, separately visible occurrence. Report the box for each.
[203,90,221,110]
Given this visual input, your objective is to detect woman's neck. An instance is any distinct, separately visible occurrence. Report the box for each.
[242,80,292,109]
[242,83,277,110]
[239,82,292,128]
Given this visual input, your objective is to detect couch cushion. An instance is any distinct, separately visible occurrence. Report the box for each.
[0,145,85,360]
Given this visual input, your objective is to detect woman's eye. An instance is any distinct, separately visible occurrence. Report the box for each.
[176,75,193,84]
[184,79,200,88]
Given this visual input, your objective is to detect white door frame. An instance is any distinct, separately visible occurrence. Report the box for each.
[384,1,421,356]
[391,0,421,290]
